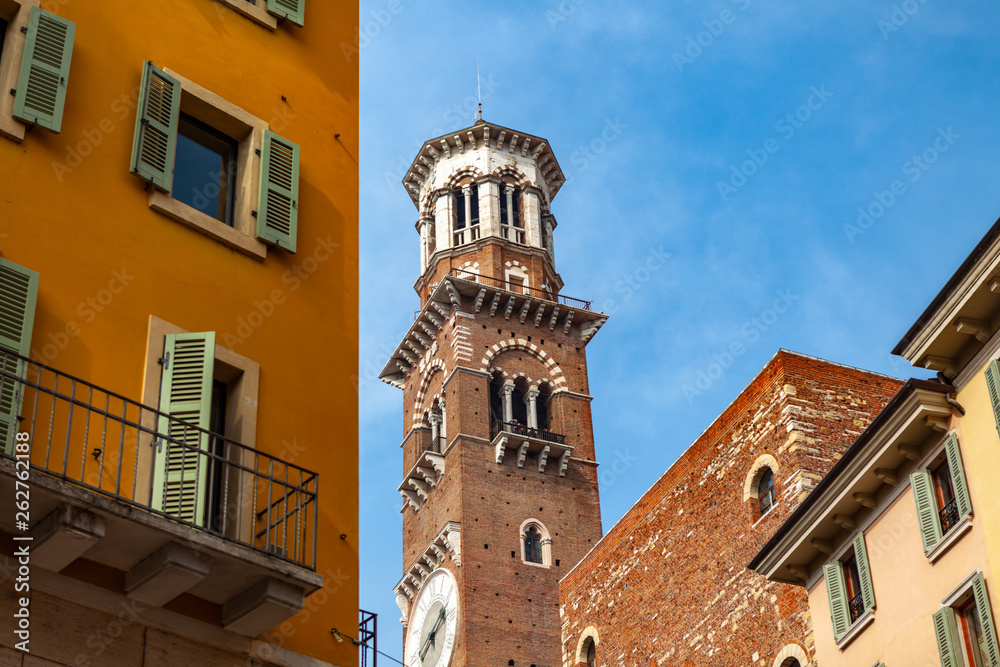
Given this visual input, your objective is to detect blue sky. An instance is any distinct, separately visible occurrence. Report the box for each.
[358,0,1000,658]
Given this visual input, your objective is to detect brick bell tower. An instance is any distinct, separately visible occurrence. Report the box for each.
[379,120,607,667]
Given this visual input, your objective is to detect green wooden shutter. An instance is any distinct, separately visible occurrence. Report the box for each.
[986,361,1000,437]
[854,531,876,612]
[911,469,943,553]
[12,7,75,133]
[267,0,304,26]
[972,573,1000,666]
[0,260,39,455]
[130,62,181,192]
[152,332,215,527]
[944,433,973,520]
[934,607,962,667]
[824,562,851,640]
[256,130,299,253]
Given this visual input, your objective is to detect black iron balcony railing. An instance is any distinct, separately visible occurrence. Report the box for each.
[940,496,960,534]
[491,419,566,445]
[848,591,865,623]
[450,269,593,310]
[0,351,319,570]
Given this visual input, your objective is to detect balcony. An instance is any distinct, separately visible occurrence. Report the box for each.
[491,420,572,476]
[451,268,592,310]
[0,351,321,636]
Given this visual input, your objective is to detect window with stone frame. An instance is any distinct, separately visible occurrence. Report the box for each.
[934,571,1000,667]
[519,519,552,568]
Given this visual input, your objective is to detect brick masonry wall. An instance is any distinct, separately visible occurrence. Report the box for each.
[558,351,903,667]
[398,284,604,666]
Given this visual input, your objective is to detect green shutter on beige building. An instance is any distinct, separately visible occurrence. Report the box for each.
[267,0,305,27]
[944,433,973,521]
[151,332,215,527]
[934,607,963,667]
[12,7,76,133]
[985,361,1000,435]
[971,573,1000,666]
[130,62,181,193]
[854,531,876,613]
[256,129,300,253]
[0,259,39,455]
[824,562,850,640]
[911,469,944,553]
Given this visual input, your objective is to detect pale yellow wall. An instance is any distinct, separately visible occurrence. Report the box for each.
[808,449,993,666]
[955,364,1000,588]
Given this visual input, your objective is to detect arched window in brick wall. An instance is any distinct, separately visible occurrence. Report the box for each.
[524,527,542,563]
[744,453,781,522]
[519,519,552,567]
[575,628,600,667]
[759,467,776,515]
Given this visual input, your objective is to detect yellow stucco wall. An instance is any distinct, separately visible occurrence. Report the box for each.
[808,411,995,666]
[955,364,1000,590]
[0,1,358,664]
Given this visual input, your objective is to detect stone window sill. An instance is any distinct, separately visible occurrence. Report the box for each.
[836,608,875,649]
[928,515,973,564]
[150,192,267,261]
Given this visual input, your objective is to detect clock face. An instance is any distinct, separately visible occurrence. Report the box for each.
[405,568,458,667]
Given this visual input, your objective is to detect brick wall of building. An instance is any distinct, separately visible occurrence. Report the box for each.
[558,350,903,667]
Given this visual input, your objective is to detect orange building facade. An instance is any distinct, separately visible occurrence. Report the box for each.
[0,1,358,665]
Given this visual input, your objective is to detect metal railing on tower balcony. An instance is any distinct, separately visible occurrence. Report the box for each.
[490,419,566,445]
[449,269,592,310]
[453,223,481,247]
[0,350,319,570]
[500,224,525,244]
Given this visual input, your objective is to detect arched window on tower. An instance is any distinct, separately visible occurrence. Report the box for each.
[524,526,542,564]
[453,183,480,246]
[500,182,524,243]
[759,467,776,516]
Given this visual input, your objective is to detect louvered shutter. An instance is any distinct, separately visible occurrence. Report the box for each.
[130,62,181,192]
[0,260,39,455]
[267,0,304,27]
[943,433,973,520]
[854,531,876,612]
[986,361,1000,437]
[824,562,850,640]
[12,8,75,133]
[934,607,962,667]
[972,573,1000,666]
[911,469,943,553]
[152,332,214,527]
[256,130,299,253]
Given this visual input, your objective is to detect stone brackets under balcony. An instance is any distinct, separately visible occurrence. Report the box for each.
[394,521,461,625]
[31,503,106,572]
[493,431,573,476]
[398,451,446,512]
